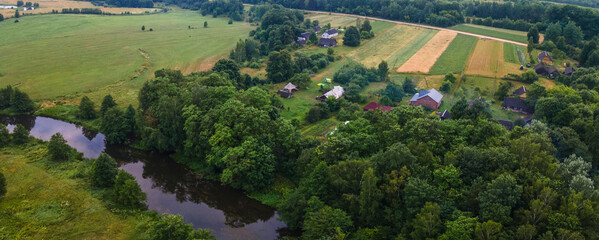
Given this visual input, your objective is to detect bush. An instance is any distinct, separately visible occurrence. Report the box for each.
[146,214,216,240]
[78,96,96,119]
[0,124,9,147]
[48,133,72,161]
[114,170,146,208]
[90,153,118,188]
[0,171,6,198]
[11,124,29,145]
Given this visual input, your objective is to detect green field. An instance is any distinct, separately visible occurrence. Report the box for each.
[450,24,528,43]
[0,143,139,239]
[386,29,438,68]
[0,9,252,105]
[429,34,477,74]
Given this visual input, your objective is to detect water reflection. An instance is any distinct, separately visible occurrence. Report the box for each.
[0,115,291,240]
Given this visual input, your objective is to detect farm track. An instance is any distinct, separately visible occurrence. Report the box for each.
[243,4,528,47]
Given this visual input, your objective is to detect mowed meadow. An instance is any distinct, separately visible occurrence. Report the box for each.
[0,9,252,105]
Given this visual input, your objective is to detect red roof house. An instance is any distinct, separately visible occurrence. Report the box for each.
[363,102,393,112]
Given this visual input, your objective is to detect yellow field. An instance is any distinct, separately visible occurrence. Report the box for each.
[305,13,357,28]
[347,25,424,68]
[397,31,457,73]
[0,0,157,17]
[464,39,522,77]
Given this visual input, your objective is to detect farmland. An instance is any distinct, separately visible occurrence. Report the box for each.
[397,31,458,73]
[0,9,252,106]
[0,0,158,17]
[450,24,529,43]
[464,39,523,77]
[428,34,477,74]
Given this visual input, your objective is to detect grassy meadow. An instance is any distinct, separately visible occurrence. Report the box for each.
[450,24,529,43]
[0,143,140,239]
[428,34,478,74]
[0,9,252,106]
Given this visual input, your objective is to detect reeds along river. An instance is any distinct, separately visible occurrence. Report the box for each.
[0,115,293,240]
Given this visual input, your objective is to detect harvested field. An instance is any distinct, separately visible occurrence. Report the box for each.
[428,34,477,74]
[347,25,424,68]
[305,14,357,28]
[386,29,437,69]
[397,31,457,73]
[465,39,522,77]
[0,0,157,17]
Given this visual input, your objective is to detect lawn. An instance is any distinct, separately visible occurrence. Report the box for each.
[0,143,140,239]
[450,24,528,43]
[428,34,477,75]
[0,9,252,106]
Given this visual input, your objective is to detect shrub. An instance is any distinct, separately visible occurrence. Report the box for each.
[48,133,71,161]
[90,153,118,188]
[0,171,6,198]
[11,124,29,145]
[114,170,146,208]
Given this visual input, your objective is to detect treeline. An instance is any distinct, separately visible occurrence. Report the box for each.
[0,86,35,113]
[57,8,104,14]
[542,0,599,8]
[468,17,532,32]
[200,0,244,21]
[105,0,153,8]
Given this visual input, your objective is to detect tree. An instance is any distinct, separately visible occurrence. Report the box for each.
[383,82,405,102]
[0,171,6,198]
[411,202,442,240]
[219,137,276,191]
[440,81,452,92]
[309,31,318,44]
[527,25,539,44]
[141,25,145,31]
[358,168,383,226]
[266,50,294,83]
[495,82,512,100]
[403,78,416,94]
[0,124,10,147]
[474,221,502,240]
[378,61,389,82]
[204,21,208,28]
[360,19,372,33]
[123,104,137,136]
[147,214,216,240]
[78,96,96,119]
[90,153,118,188]
[14,9,19,18]
[477,174,522,224]
[114,170,146,208]
[100,94,117,115]
[101,108,127,144]
[12,124,29,145]
[545,22,562,42]
[444,73,457,83]
[527,37,534,54]
[289,73,311,88]
[343,26,361,47]
[302,197,353,240]
[439,216,478,240]
[11,88,34,112]
[0,13,4,22]
[563,21,583,47]
[48,133,71,161]
[379,95,393,106]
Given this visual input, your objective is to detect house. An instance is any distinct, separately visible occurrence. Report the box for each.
[299,32,311,40]
[363,102,393,112]
[498,120,514,131]
[313,26,322,32]
[0,5,17,9]
[438,110,451,120]
[547,66,559,78]
[513,86,526,97]
[296,39,307,45]
[409,88,443,110]
[537,51,553,65]
[564,67,575,76]
[503,97,533,114]
[534,63,560,78]
[321,29,338,39]
[284,82,298,92]
[277,90,292,99]
[318,38,337,47]
[324,86,344,99]
[468,97,487,106]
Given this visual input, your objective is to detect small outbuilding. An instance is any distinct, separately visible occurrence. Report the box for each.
[503,97,533,114]
[284,82,298,92]
[277,90,292,99]
[438,110,451,120]
[318,38,337,47]
[513,86,526,97]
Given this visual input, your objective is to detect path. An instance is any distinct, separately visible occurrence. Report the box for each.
[243,4,528,47]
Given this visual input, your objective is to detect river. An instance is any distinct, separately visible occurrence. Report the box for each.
[0,115,291,240]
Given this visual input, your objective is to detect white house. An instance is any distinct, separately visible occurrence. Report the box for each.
[321,29,338,39]
[0,5,17,9]
[324,86,344,99]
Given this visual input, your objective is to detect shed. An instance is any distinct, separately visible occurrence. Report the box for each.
[564,67,575,76]
[284,82,298,92]
[503,97,533,114]
[438,110,451,120]
[513,86,526,97]
[277,90,292,99]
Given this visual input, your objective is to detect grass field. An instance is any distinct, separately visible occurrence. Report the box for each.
[465,39,522,77]
[397,31,458,73]
[450,24,528,43]
[347,25,425,68]
[428,34,477,75]
[0,143,139,239]
[0,10,252,106]
[0,0,158,17]
[386,29,438,69]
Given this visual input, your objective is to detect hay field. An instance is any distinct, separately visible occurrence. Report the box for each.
[397,31,457,73]
[0,10,252,105]
[0,0,157,17]
[305,14,357,28]
[464,39,522,77]
[450,24,528,43]
[428,34,477,74]
[347,25,425,68]
[386,29,438,69]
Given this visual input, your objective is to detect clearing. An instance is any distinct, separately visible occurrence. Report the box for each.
[397,31,458,73]
[464,39,522,77]
[450,24,529,43]
[0,10,252,106]
[428,34,478,74]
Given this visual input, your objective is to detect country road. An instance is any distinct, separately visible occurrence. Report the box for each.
[244,4,528,47]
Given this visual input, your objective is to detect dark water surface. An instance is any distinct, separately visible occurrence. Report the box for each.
[0,115,290,240]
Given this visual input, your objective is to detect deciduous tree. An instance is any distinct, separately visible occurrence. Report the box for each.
[48,133,71,161]
[91,153,118,188]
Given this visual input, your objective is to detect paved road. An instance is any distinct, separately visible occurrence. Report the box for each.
[244,4,528,47]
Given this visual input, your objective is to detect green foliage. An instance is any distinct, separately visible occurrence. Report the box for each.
[146,214,216,240]
[78,96,96,120]
[0,171,6,198]
[48,133,72,161]
[90,153,118,188]
[495,82,512,100]
[545,22,562,42]
[383,82,405,102]
[343,26,361,47]
[309,31,318,44]
[378,61,389,82]
[0,124,10,147]
[403,78,416,94]
[0,86,35,113]
[563,21,583,47]
[379,95,393,106]
[266,50,295,83]
[439,216,478,240]
[474,220,502,240]
[411,202,442,240]
[220,137,276,191]
[101,108,128,144]
[358,168,383,226]
[477,174,522,224]
[527,25,539,44]
[302,197,353,239]
[100,94,117,115]
[114,170,146,208]
[289,73,311,88]
[11,124,29,145]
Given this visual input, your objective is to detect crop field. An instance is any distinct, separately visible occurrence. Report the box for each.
[428,34,477,75]
[0,10,252,105]
[386,29,438,69]
[397,31,458,73]
[503,43,528,65]
[464,39,522,77]
[450,24,529,43]
[0,0,157,17]
[305,14,357,28]
[0,145,138,239]
[347,25,426,68]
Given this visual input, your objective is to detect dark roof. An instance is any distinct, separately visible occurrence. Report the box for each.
[468,97,486,106]
[313,26,322,32]
[503,97,533,113]
[300,32,311,39]
[513,86,526,96]
[325,28,338,35]
[547,66,559,74]
[498,120,514,131]
[438,110,451,120]
[363,102,393,112]
[277,90,292,98]
[523,116,533,124]
[296,39,307,45]
[564,67,575,76]
[538,51,553,62]
[318,38,337,47]
[534,63,548,75]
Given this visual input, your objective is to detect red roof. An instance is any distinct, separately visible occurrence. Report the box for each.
[363,102,393,112]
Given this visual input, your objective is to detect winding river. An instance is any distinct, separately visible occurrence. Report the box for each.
[0,115,292,240]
